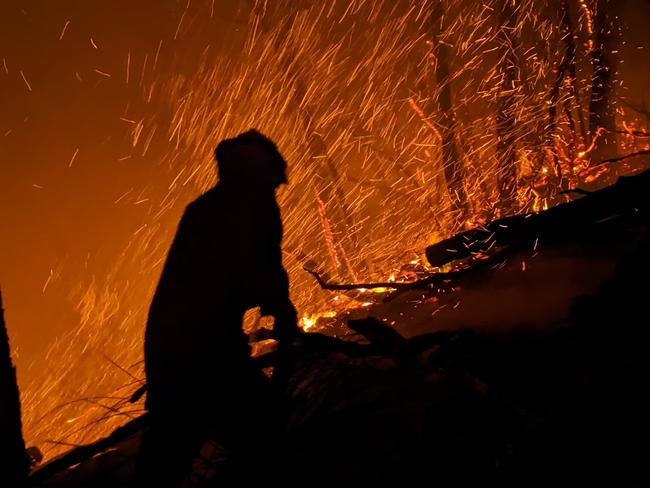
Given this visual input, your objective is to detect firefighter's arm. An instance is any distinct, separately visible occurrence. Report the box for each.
[259,268,301,342]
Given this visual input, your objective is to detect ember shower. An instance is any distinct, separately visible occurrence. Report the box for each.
[4,0,647,458]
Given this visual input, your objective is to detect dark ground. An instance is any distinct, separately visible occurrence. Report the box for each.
[32,176,650,488]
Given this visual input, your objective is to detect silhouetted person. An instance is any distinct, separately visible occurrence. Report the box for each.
[132,130,300,486]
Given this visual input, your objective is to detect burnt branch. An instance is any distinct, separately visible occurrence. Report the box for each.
[560,188,594,196]
[599,149,650,165]
[304,267,407,291]
[304,250,513,295]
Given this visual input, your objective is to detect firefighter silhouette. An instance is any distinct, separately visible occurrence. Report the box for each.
[132,129,299,486]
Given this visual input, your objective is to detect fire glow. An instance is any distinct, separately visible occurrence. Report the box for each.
[10,0,649,461]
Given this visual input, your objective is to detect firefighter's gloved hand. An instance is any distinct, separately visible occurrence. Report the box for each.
[272,315,302,346]
[272,318,302,344]
[261,299,301,343]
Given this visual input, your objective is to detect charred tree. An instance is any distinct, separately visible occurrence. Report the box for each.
[561,0,587,140]
[544,0,583,189]
[550,0,584,139]
[428,1,468,217]
[495,0,521,213]
[0,290,30,487]
[249,0,362,280]
[548,1,570,136]
[589,0,618,162]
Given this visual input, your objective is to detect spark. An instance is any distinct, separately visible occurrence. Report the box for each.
[42,269,54,293]
[174,0,191,40]
[20,70,32,91]
[59,20,70,41]
[68,148,79,168]
[153,40,163,70]
[114,188,133,204]
[139,54,148,86]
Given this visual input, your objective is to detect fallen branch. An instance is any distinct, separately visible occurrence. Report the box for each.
[607,129,650,138]
[30,415,149,485]
[304,249,515,295]
[304,265,470,292]
[304,267,408,291]
[560,188,593,196]
[599,148,650,165]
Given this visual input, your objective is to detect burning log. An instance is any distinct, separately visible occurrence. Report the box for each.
[426,169,650,267]
[0,290,30,487]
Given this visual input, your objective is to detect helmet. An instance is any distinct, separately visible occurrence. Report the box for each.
[215,129,288,187]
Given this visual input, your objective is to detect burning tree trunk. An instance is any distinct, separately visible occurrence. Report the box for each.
[0,290,30,486]
[589,0,618,163]
[495,0,521,214]
[429,1,468,217]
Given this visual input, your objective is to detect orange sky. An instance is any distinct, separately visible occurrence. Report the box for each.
[0,1,241,371]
